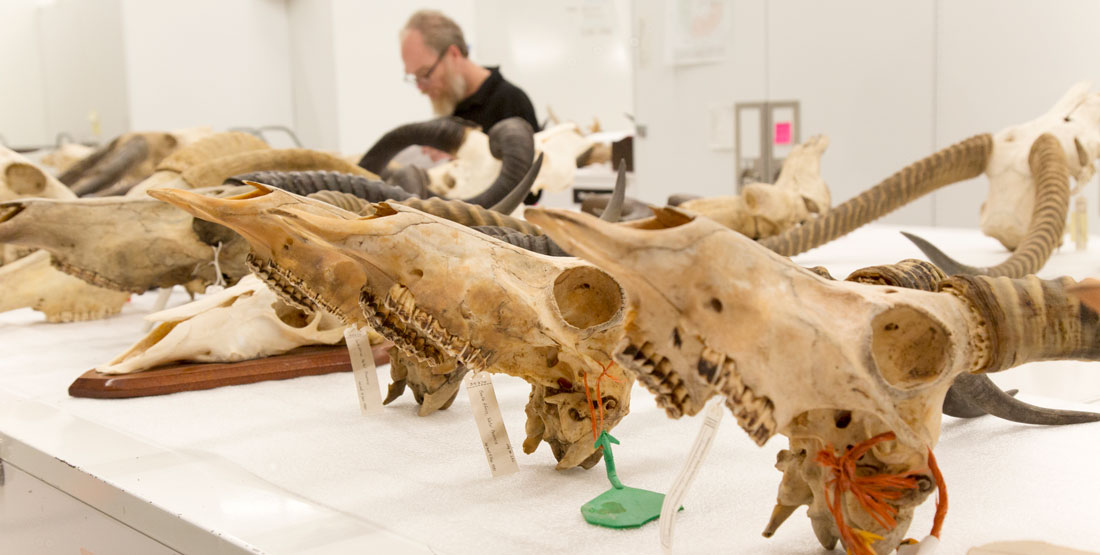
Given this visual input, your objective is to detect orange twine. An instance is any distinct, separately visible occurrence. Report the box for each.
[815,432,921,555]
[584,360,623,442]
[927,447,948,538]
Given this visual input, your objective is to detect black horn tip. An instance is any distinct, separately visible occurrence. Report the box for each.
[949,373,1100,425]
[900,231,984,276]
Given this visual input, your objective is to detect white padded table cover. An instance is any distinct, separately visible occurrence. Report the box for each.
[2,225,1099,554]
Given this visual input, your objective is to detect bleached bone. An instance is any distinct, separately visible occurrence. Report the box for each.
[527,205,1100,554]
[677,135,831,239]
[0,250,130,323]
[151,184,634,470]
[982,81,1100,249]
[1,146,76,202]
[97,275,345,374]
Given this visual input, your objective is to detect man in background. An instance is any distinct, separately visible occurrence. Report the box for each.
[400,10,539,132]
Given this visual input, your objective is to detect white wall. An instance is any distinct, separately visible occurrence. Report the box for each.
[329,0,476,156]
[473,0,634,132]
[37,0,130,144]
[119,0,294,138]
[0,0,49,148]
[287,0,340,150]
[933,0,1100,231]
[633,0,1100,231]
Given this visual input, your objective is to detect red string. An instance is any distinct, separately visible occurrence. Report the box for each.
[927,447,948,538]
[583,360,621,442]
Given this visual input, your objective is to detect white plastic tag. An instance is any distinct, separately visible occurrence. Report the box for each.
[464,371,519,477]
[896,535,939,555]
[344,326,383,415]
[660,398,725,551]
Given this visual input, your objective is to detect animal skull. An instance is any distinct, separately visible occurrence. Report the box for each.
[97,275,345,374]
[678,135,831,238]
[150,184,634,470]
[982,81,1100,249]
[527,206,1084,553]
[0,193,250,294]
[1,146,76,203]
[0,249,130,322]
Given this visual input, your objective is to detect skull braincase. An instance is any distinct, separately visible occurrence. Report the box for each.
[98,275,345,374]
[526,206,979,547]
[983,81,1100,249]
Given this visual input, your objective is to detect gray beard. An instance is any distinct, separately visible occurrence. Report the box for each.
[431,71,468,116]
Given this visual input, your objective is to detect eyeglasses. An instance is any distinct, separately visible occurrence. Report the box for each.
[404,48,448,85]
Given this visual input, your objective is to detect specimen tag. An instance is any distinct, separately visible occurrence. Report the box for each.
[660,398,724,549]
[464,371,519,477]
[344,325,383,415]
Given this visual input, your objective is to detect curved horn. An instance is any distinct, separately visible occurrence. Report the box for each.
[357,117,475,176]
[761,134,993,256]
[70,136,149,196]
[473,225,569,256]
[58,138,117,186]
[845,258,948,291]
[459,118,536,208]
[901,133,1070,277]
[400,196,543,235]
[946,372,1100,424]
[599,159,628,222]
[182,149,377,189]
[488,152,542,214]
[387,165,432,198]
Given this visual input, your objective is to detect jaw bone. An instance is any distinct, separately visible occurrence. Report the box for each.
[527,206,1100,553]
[151,184,634,470]
[97,275,345,374]
[0,250,130,322]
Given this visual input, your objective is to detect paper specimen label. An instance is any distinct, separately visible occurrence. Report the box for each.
[464,371,519,477]
[344,326,383,415]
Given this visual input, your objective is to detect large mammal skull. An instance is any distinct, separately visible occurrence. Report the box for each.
[98,275,345,374]
[678,135,831,238]
[527,206,1099,553]
[0,194,250,294]
[982,81,1100,249]
[151,185,633,470]
[0,249,130,322]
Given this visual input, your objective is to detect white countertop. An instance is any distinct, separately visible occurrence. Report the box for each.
[2,224,1100,554]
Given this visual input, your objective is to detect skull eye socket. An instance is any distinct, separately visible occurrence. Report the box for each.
[552,266,623,329]
[567,407,584,421]
[5,163,46,196]
[709,298,723,313]
[871,305,950,388]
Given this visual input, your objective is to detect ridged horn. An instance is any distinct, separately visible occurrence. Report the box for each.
[844,258,947,291]
[761,134,993,256]
[157,132,269,174]
[460,118,536,208]
[944,372,1099,424]
[182,149,376,189]
[357,117,475,176]
[387,165,431,197]
[70,136,149,196]
[229,171,416,202]
[472,226,568,256]
[399,196,542,235]
[901,133,1070,277]
[940,274,1100,373]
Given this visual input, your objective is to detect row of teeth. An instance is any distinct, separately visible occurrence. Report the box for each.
[383,284,494,372]
[246,254,349,322]
[50,258,141,294]
[619,341,688,418]
[359,288,446,367]
[702,345,777,446]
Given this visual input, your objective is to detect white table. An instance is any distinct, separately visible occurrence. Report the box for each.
[2,225,1099,554]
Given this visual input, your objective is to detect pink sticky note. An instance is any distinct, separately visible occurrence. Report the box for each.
[774,122,791,145]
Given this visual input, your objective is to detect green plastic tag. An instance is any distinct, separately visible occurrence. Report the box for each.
[580,431,681,529]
